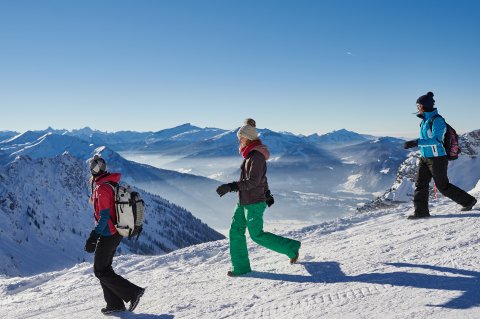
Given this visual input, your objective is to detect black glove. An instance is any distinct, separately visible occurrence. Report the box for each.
[85,230,100,253]
[403,139,418,149]
[216,182,238,197]
[265,190,274,207]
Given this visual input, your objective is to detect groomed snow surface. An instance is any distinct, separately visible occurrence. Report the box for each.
[1,187,480,319]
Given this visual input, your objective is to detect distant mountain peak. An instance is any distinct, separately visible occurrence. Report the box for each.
[307,129,367,148]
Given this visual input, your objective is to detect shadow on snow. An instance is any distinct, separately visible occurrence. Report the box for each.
[246,261,480,309]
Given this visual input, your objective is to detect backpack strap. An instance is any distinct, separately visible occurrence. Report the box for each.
[101,181,117,190]
[427,114,445,145]
[427,114,442,130]
[100,182,118,201]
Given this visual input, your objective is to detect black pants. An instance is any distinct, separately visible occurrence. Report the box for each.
[413,156,475,214]
[94,233,141,308]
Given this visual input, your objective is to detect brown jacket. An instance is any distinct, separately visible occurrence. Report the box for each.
[237,149,270,205]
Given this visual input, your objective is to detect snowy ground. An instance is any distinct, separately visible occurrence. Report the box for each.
[1,187,480,319]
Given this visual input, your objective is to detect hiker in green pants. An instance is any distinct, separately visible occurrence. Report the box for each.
[216,118,301,277]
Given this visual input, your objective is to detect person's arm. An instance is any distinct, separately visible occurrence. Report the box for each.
[94,185,112,235]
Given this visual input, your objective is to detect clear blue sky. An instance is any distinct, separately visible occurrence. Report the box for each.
[1,0,479,137]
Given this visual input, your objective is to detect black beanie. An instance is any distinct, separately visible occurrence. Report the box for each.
[416,92,435,111]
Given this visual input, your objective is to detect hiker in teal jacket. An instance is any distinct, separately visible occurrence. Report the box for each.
[404,92,477,219]
[216,118,301,277]
[417,108,448,158]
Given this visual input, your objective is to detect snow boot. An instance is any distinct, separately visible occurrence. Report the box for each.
[461,198,477,211]
[290,250,300,264]
[128,287,146,312]
[101,305,126,315]
[290,254,299,264]
[227,270,250,277]
[290,243,301,264]
[407,213,431,220]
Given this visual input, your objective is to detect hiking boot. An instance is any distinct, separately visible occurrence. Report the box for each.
[290,252,300,264]
[128,287,145,312]
[101,305,126,315]
[290,243,301,264]
[227,270,250,277]
[461,198,477,212]
[407,213,431,220]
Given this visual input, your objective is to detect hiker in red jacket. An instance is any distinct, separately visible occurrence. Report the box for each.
[85,155,145,315]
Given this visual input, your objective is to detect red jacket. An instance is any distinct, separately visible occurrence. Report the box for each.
[91,172,121,236]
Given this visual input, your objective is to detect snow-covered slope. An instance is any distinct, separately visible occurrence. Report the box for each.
[0,154,224,277]
[8,132,97,160]
[1,183,479,318]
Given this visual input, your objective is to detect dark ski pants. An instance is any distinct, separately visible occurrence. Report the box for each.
[413,156,475,213]
[94,233,141,308]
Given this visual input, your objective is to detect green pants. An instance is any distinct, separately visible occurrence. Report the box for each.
[229,202,301,275]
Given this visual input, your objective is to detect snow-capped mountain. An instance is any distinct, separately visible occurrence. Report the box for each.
[144,123,227,149]
[67,127,152,151]
[0,153,223,277]
[0,131,18,143]
[0,130,232,229]
[67,123,227,153]
[307,128,370,149]
[333,137,410,195]
[0,125,418,229]
[1,131,50,148]
[2,181,479,318]
[5,132,96,161]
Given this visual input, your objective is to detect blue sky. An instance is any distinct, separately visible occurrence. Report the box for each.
[0,0,479,137]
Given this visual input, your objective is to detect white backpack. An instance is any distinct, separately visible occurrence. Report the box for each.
[104,182,145,240]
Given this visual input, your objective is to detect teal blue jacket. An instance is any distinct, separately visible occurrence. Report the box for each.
[418,109,447,158]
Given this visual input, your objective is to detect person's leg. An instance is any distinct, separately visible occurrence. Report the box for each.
[246,202,301,259]
[94,234,142,305]
[229,204,251,275]
[94,234,125,309]
[430,157,476,207]
[413,157,432,215]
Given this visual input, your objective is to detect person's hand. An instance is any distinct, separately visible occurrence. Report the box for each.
[85,230,100,253]
[265,190,274,207]
[216,184,231,197]
[403,139,418,149]
[216,183,238,197]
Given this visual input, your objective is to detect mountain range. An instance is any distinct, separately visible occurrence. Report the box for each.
[0,153,224,277]
[2,125,412,226]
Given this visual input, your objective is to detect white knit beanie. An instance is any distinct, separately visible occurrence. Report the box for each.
[237,118,258,140]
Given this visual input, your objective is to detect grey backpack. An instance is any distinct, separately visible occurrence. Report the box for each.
[104,182,145,240]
